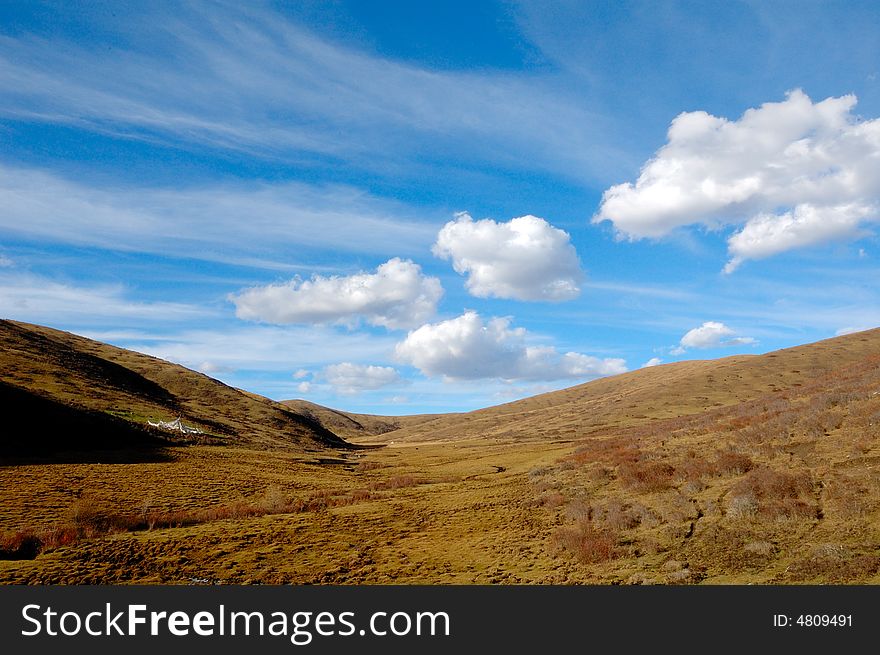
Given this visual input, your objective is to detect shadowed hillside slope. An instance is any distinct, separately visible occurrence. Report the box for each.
[0,380,172,461]
[0,320,349,456]
[356,329,880,444]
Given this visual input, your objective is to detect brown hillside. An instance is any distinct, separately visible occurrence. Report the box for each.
[0,319,349,456]
[356,328,880,444]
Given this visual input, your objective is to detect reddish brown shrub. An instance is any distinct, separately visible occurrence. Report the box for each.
[618,460,675,492]
[785,546,880,582]
[551,523,618,564]
[676,454,717,482]
[349,489,374,501]
[355,460,385,472]
[565,499,592,523]
[67,500,137,536]
[43,526,79,549]
[732,467,811,500]
[715,451,754,476]
[600,497,641,531]
[0,479,396,560]
[585,465,614,484]
[728,467,815,520]
[569,438,641,467]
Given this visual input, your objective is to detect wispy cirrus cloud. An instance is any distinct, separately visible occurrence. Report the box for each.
[0,3,622,180]
[113,325,398,376]
[0,271,210,326]
[835,326,872,336]
[0,164,436,267]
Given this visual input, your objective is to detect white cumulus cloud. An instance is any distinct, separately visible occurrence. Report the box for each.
[672,321,756,354]
[725,203,872,273]
[432,212,583,301]
[594,90,880,271]
[394,310,626,381]
[641,357,663,368]
[230,258,442,330]
[322,362,401,394]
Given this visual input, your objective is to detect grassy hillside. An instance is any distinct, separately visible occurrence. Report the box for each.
[357,329,880,444]
[0,319,349,456]
[505,330,880,583]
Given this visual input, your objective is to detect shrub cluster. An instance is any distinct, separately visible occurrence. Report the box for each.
[618,460,676,493]
[550,523,618,564]
[726,467,816,520]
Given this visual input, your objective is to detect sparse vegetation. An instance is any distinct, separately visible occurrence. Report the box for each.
[2,320,880,584]
[0,479,434,561]
[618,460,676,493]
[727,467,816,520]
[551,522,619,564]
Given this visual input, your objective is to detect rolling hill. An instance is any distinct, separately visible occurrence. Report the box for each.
[350,328,880,444]
[0,319,349,458]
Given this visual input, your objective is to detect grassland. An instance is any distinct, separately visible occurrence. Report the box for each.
[1,321,879,584]
[0,441,575,583]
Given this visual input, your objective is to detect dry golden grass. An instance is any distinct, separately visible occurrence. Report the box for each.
[1,321,880,584]
[0,441,576,583]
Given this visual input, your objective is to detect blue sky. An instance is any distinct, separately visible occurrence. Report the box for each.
[1,0,879,413]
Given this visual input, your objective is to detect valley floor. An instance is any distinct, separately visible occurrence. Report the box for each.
[0,442,581,584]
[3,327,880,585]
[3,408,879,585]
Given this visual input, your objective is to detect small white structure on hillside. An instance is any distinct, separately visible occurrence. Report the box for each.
[147,416,203,434]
